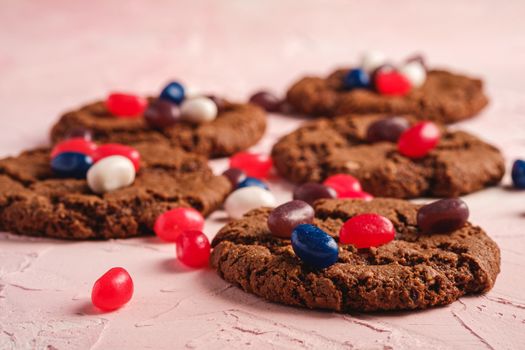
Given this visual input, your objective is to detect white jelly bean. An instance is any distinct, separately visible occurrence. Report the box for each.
[180,96,218,123]
[87,155,136,194]
[360,51,387,73]
[224,187,277,219]
[183,86,200,99]
[399,61,426,88]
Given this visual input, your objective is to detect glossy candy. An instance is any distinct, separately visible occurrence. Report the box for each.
[63,127,93,141]
[237,177,269,190]
[249,91,281,112]
[93,144,141,171]
[106,93,147,117]
[224,187,276,219]
[291,224,338,269]
[180,97,218,123]
[159,81,185,104]
[267,200,315,238]
[229,152,273,179]
[154,207,204,242]
[86,155,136,193]
[342,68,370,89]
[51,138,97,158]
[366,117,410,143]
[374,71,412,96]
[339,191,374,200]
[417,198,469,234]
[222,168,247,188]
[360,51,387,73]
[91,267,133,311]
[144,99,182,128]
[175,230,211,268]
[398,121,440,158]
[339,213,395,248]
[323,174,362,197]
[370,63,396,82]
[399,61,427,88]
[293,183,337,206]
[511,159,525,189]
[51,152,93,178]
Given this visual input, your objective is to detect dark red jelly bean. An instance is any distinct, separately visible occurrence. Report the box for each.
[63,127,93,141]
[222,168,247,188]
[398,121,440,158]
[51,138,98,158]
[91,267,134,311]
[144,99,181,128]
[267,200,315,238]
[417,198,469,234]
[374,71,411,96]
[339,213,395,248]
[366,117,410,143]
[293,183,337,206]
[106,93,147,117]
[249,91,281,112]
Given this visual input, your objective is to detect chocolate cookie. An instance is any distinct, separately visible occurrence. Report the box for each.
[50,99,266,158]
[287,69,488,123]
[271,114,504,198]
[211,198,500,312]
[0,141,231,239]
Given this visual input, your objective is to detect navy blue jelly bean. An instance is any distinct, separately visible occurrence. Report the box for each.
[51,152,93,179]
[512,159,525,189]
[159,81,185,104]
[291,224,339,269]
[342,68,370,89]
[237,177,269,190]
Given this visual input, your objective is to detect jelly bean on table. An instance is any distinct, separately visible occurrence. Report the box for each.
[339,213,395,248]
[87,155,136,194]
[175,230,211,268]
[417,198,469,234]
[291,224,339,269]
[91,267,134,311]
[267,200,315,238]
[106,93,147,117]
[154,207,204,242]
[511,159,525,189]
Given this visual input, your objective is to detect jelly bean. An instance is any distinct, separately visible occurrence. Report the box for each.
[374,71,412,96]
[175,230,211,268]
[237,177,269,190]
[91,267,133,311]
[267,200,315,238]
[144,99,181,128]
[291,224,338,269]
[51,152,93,179]
[293,183,337,206]
[93,144,141,171]
[417,198,469,234]
[339,213,395,248]
[229,152,273,179]
[399,61,426,88]
[51,138,97,158]
[339,191,374,200]
[370,63,396,82]
[249,91,281,112]
[106,93,147,117]
[63,127,93,141]
[224,187,276,219]
[366,117,410,143]
[86,155,136,194]
[398,121,440,158]
[342,68,370,90]
[360,51,387,73]
[205,95,227,112]
[278,100,295,114]
[154,207,204,242]
[323,174,362,197]
[159,81,185,104]
[180,97,218,123]
[512,160,525,189]
[222,168,247,189]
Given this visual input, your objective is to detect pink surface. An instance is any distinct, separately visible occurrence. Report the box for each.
[1,1,525,349]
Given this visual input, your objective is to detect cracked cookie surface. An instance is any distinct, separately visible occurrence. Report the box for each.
[271,114,504,198]
[211,198,500,312]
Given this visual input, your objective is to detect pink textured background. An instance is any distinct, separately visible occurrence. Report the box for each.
[1,1,525,349]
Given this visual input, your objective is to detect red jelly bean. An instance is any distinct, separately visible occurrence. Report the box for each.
[93,143,141,171]
[339,191,374,201]
[398,121,440,159]
[50,138,98,158]
[175,230,211,268]
[106,93,147,117]
[339,213,395,248]
[91,267,133,311]
[374,71,412,96]
[229,152,273,179]
[323,174,362,197]
[154,207,204,242]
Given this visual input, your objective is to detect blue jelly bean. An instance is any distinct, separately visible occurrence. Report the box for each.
[291,224,339,269]
[237,177,269,190]
[512,159,525,189]
[342,68,370,89]
[51,152,93,179]
[160,81,185,104]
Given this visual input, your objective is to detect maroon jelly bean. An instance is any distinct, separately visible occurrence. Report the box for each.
[267,200,315,238]
[144,99,181,128]
[366,117,410,143]
[249,91,281,112]
[293,183,337,206]
[222,168,247,188]
[417,198,469,234]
